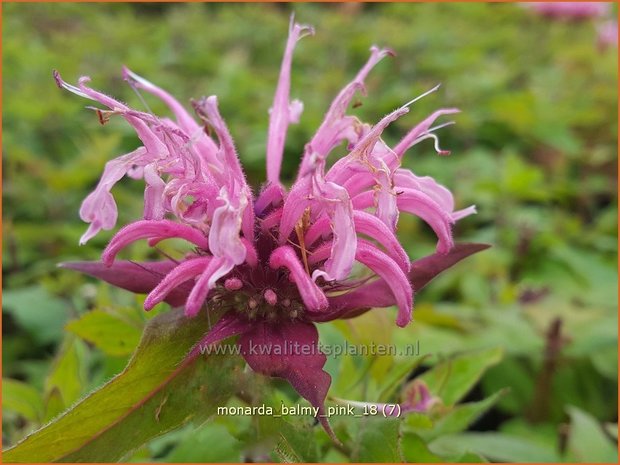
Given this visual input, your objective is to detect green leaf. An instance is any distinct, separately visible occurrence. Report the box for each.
[401,432,444,463]
[2,286,68,344]
[65,309,143,356]
[43,388,65,424]
[419,347,503,406]
[3,309,241,462]
[165,422,241,463]
[352,417,403,462]
[2,379,44,423]
[44,337,86,413]
[429,432,561,462]
[422,389,507,441]
[565,406,618,463]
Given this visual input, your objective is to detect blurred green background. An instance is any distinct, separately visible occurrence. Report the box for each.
[2,2,618,462]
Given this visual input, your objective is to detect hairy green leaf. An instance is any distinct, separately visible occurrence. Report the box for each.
[3,309,241,462]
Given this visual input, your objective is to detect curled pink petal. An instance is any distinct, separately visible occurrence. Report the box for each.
[261,207,283,232]
[352,188,454,254]
[397,188,454,254]
[269,246,328,312]
[278,187,312,243]
[143,163,166,220]
[353,211,409,273]
[306,210,408,274]
[102,220,210,266]
[311,182,356,282]
[209,187,248,266]
[241,237,259,268]
[78,147,148,244]
[185,256,234,317]
[394,169,455,212]
[144,256,212,310]
[255,182,286,216]
[76,76,168,157]
[393,109,460,159]
[355,240,413,327]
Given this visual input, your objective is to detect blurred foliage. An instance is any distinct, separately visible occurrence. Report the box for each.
[2,2,617,462]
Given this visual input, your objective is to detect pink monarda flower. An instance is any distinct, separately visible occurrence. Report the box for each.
[597,20,618,49]
[525,2,610,20]
[56,20,483,440]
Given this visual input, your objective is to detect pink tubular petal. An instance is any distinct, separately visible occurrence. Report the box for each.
[269,246,328,312]
[351,190,375,210]
[261,207,283,232]
[267,20,313,184]
[452,205,477,221]
[354,240,413,327]
[393,109,460,159]
[278,186,312,243]
[54,72,166,156]
[78,147,148,244]
[373,161,399,231]
[122,66,219,159]
[194,96,255,245]
[238,320,337,443]
[241,199,255,243]
[312,182,356,282]
[185,256,235,317]
[254,182,286,217]
[305,214,330,247]
[77,77,168,157]
[209,188,248,266]
[307,238,411,324]
[397,188,454,254]
[394,169,455,212]
[193,95,246,191]
[102,220,210,266]
[59,260,191,307]
[353,211,409,273]
[143,163,166,220]
[297,46,393,177]
[241,237,259,268]
[346,104,410,161]
[144,256,213,310]
[352,187,454,255]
